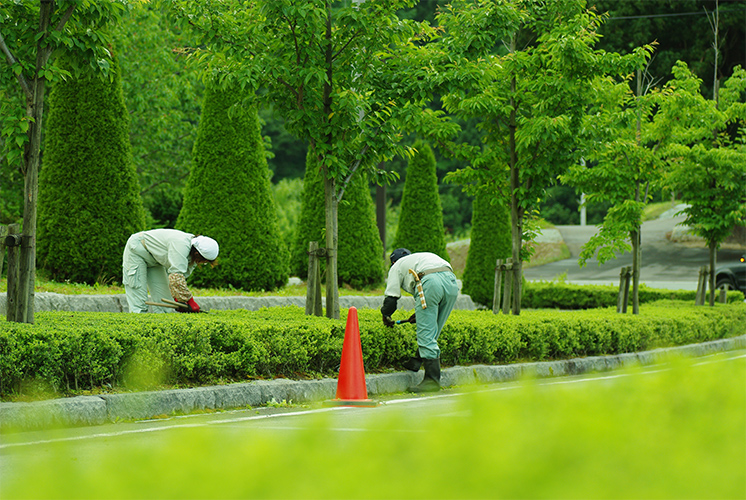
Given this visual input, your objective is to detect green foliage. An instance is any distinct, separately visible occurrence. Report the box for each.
[522,280,745,309]
[562,70,666,267]
[337,172,386,288]
[291,151,325,278]
[37,55,146,285]
[112,2,203,226]
[6,351,743,499]
[461,189,511,306]
[291,152,385,287]
[1,301,743,400]
[272,177,303,249]
[168,0,439,313]
[393,141,449,260]
[593,0,745,98]
[177,84,288,291]
[0,1,126,225]
[659,63,746,250]
[437,0,655,316]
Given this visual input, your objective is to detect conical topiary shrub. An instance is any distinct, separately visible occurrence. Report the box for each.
[291,151,384,287]
[338,170,385,288]
[291,150,325,279]
[38,55,146,284]
[392,141,449,261]
[461,189,511,306]
[177,83,288,291]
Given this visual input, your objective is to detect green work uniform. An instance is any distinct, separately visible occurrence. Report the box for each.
[383,252,459,359]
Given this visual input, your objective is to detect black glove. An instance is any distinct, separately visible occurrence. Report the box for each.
[382,315,395,328]
[407,313,416,324]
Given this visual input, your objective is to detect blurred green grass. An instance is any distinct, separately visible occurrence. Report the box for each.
[5,351,744,499]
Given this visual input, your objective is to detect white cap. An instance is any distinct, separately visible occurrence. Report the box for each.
[192,236,219,261]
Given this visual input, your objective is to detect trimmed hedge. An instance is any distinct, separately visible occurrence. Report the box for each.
[522,281,745,309]
[177,83,288,291]
[291,151,385,287]
[38,54,146,284]
[393,141,449,260]
[1,301,744,400]
[462,189,512,306]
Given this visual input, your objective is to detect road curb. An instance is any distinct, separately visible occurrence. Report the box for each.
[2,335,744,433]
[0,292,477,314]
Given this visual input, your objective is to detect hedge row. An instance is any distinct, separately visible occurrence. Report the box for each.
[521,281,744,309]
[1,302,744,400]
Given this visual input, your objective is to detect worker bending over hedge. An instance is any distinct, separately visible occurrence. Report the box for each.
[122,229,218,313]
[381,248,459,392]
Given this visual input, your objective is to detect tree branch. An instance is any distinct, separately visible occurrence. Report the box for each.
[332,30,360,62]
[54,5,76,32]
[275,76,301,105]
[337,143,370,202]
[0,31,32,101]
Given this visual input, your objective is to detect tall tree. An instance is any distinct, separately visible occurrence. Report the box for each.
[169,0,433,318]
[438,0,653,314]
[177,83,288,291]
[393,141,449,260]
[38,54,146,285]
[0,0,126,323]
[562,69,665,314]
[659,62,746,305]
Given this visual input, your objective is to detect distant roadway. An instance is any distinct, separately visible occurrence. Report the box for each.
[523,212,745,291]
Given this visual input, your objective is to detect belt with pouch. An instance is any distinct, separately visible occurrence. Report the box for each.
[417,266,452,280]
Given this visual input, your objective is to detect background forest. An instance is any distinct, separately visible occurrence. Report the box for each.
[3,1,744,234]
[1,0,744,282]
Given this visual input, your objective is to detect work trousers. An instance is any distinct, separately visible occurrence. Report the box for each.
[122,233,171,313]
[414,271,459,359]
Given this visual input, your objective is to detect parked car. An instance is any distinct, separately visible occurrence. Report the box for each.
[715,255,746,296]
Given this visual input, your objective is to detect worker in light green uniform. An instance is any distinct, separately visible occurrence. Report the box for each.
[381,248,459,392]
[122,229,218,313]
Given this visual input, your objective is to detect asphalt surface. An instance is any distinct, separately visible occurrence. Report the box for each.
[524,213,746,290]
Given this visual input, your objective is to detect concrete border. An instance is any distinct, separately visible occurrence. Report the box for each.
[2,335,743,433]
[0,293,476,314]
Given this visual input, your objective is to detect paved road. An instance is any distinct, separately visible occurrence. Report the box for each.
[524,214,746,290]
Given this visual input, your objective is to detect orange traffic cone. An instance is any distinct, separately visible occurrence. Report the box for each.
[326,307,377,407]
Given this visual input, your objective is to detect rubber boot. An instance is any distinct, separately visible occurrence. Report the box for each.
[402,352,423,372]
[408,358,441,393]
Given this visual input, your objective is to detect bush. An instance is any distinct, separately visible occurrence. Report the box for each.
[291,152,385,287]
[0,301,743,400]
[177,83,288,291]
[462,189,512,306]
[37,55,146,285]
[393,141,449,260]
[521,280,745,309]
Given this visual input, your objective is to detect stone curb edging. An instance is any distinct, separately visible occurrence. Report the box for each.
[0,292,476,314]
[2,335,743,433]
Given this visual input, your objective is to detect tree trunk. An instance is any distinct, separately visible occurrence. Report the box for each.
[508,68,521,315]
[631,228,641,314]
[324,174,340,319]
[630,72,643,316]
[13,1,54,324]
[708,241,717,306]
[322,1,339,319]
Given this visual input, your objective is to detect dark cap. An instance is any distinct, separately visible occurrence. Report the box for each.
[390,248,411,265]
